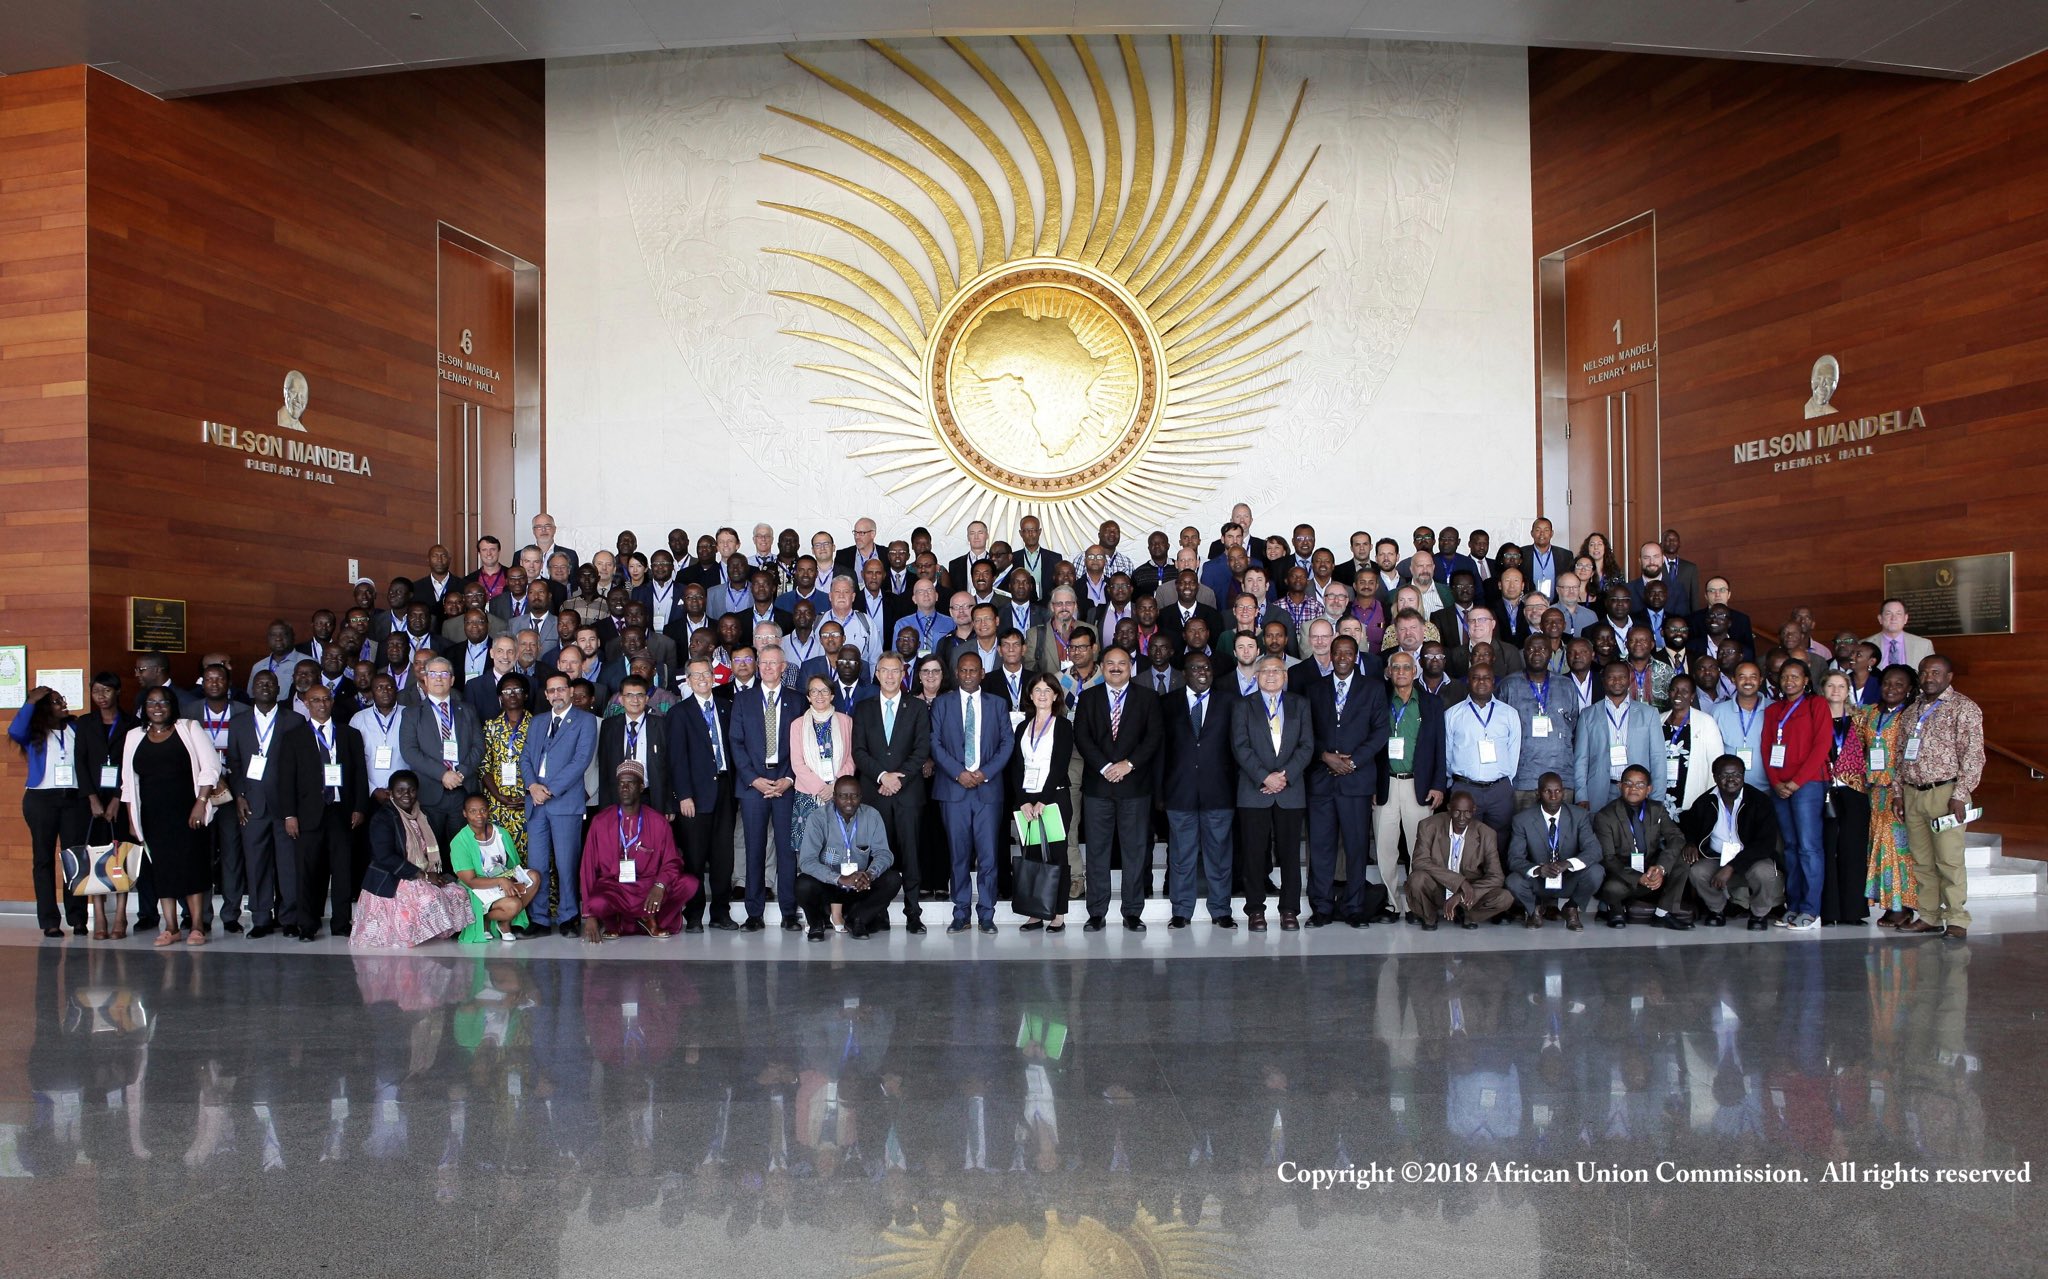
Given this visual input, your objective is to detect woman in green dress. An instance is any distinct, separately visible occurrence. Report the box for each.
[449,793,539,942]
[1858,663,1919,927]
[480,673,534,864]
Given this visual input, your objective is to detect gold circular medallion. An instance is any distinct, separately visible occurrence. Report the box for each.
[927,260,1165,500]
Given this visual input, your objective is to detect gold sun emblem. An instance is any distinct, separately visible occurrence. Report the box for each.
[857,1201,1246,1279]
[762,36,1320,552]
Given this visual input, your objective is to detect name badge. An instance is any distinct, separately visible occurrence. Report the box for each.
[1720,837,1742,866]
[840,859,858,876]
[1009,710,1025,729]
[1665,757,1682,785]
[441,736,462,763]
[1477,739,1498,765]
[498,761,518,788]
[1537,578,1553,596]
[1736,746,1753,770]
[1630,851,1645,872]
[99,764,119,789]
[1387,738,1406,761]
[1608,742,1627,767]
[245,754,268,782]
[1544,872,1563,891]
[1903,736,1922,762]
[51,763,76,788]
[1867,745,1887,772]
[1531,714,1551,738]
[618,858,637,884]
[323,764,344,788]
[374,746,393,770]
[1768,743,1787,769]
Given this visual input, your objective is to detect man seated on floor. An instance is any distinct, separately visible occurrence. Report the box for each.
[579,760,695,942]
[1677,753,1786,931]
[1505,771,1604,930]
[1591,764,1691,930]
[1403,791,1513,930]
[797,775,903,941]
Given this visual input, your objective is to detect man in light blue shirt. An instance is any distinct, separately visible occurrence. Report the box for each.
[1710,661,1771,789]
[1444,665,1520,847]
[1498,635,1576,809]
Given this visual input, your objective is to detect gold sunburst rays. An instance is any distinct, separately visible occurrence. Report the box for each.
[761,36,1318,556]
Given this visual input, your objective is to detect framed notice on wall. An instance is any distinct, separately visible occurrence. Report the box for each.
[1882,553,2014,637]
[129,597,189,653]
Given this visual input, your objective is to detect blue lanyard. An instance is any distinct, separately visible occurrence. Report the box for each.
[618,808,644,855]
[1775,694,1805,741]
[1469,699,1495,732]
[837,814,859,859]
[1391,697,1409,729]
[253,713,277,756]
[1628,802,1647,848]
[1529,678,1549,711]
[1912,699,1942,735]
[1736,700,1760,740]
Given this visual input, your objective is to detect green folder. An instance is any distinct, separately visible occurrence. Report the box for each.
[1014,804,1066,846]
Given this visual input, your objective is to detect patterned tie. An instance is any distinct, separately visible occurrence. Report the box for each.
[764,692,779,762]
[1888,637,1901,665]
[704,701,724,771]
[964,693,979,770]
[1109,687,1125,740]
[625,719,640,760]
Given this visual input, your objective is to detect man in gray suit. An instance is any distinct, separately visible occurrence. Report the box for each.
[1506,772,1605,930]
[1865,598,1934,671]
[1574,661,1662,812]
[398,656,484,846]
[1232,655,1313,931]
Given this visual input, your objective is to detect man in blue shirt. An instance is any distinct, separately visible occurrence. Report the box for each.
[1498,634,1577,810]
[1444,665,1520,848]
[1710,661,1772,789]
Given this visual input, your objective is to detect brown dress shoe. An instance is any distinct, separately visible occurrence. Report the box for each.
[1898,918,1944,934]
[1247,914,1268,932]
[1279,914,1300,931]
[1522,912,1543,929]
[1564,905,1583,931]
[1942,926,1968,942]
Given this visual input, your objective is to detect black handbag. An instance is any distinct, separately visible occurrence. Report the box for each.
[1010,818,1063,921]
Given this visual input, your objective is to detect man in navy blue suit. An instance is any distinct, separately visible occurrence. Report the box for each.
[1159,653,1239,927]
[930,651,1014,933]
[520,671,599,936]
[666,657,740,931]
[1306,635,1392,927]
[731,646,803,930]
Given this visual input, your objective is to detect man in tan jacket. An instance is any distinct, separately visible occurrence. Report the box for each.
[1404,792,1513,929]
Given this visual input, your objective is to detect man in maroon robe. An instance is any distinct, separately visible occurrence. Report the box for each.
[580,760,695,940]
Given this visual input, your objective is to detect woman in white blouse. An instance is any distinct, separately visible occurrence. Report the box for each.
[1661,674,1725,813]
[1005,672,1075,933]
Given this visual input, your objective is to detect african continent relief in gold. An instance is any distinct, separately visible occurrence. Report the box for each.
[761,36,1321,553]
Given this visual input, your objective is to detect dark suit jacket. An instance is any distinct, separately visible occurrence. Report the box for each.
[1679,784,1782,877]
[1073,682,1162,799]
[361,804,427,897]
[946,554,995,598]
[1005,715,1074,809]
[1685,608,1756,655]
[302,720,370,832]
[729,684,803,787]
[398,696,484,810]
[852,693,933,806]
[1506,803,1602,879]
[1305,671,1391,798]
[1158,687,1237,811]
[1591,798,1687,879]
[1628,574,1696,618]
[1231,690,1312,809]
[597,713,671,812]
[1134,664,1183,697]
[1156,601,1224,647]
[929,689,1014,806]
[666,693,734,812]
[985,665,1034,713]
[225,706,313,819]
[409,572,463,607]
[1374,689,1449,804]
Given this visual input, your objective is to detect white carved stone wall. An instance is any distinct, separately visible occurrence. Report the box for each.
[546,37,1534,557]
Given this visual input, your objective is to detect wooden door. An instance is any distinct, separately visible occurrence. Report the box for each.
[1566,388,1660,558]
[439,400,518,572]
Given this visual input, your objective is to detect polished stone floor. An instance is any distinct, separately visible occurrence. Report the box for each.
[1,933,2043,1278]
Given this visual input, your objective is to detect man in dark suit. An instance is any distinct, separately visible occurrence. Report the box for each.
[295,683,369,939]
[1626,540,1696,617]
[1074,646,1163,932]
[1505,771,1605,930]
[986,633,1033,714]
[1159,653,1238,927]
[825,647,876,715]
[1591,765,1690,928]
[597,675,670,812]
[397,657,484,847]
[832,517,883,584]
[395,602,455,663]
[1659,529,1702,620]
[227,669,319,938]
[852,652,934,933]
[1157,572,1224,650]
[1010,515,1064,597]
[668,657,744,930]
[930,651,1014,933]
[946,520,993,600]
[1231,655,1314,931]
[1677,754,1785,930]
[1304,636,1391,927]
[731,647,803,931]
[1686,579,1756,655]
[409,543,461,609]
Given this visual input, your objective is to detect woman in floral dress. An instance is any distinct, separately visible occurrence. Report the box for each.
[480,673,534,864]
[1858,664,1919,926]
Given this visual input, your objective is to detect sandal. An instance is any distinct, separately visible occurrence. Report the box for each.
[186,929,206,946]
[154,929,181,947]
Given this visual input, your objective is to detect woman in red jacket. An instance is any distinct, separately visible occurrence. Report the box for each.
[1764,659,1831,930]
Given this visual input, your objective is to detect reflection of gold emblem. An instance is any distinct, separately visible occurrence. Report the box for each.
[858,1202,1242,1279]
[764,37,1318,550]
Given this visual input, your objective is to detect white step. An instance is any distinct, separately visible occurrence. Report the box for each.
[1966,831,2044,897]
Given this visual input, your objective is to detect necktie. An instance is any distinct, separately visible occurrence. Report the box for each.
[764,693,779,761]
[1548,814,1558,846]
[1888,637,1901,665]
[625,719,640,760]
[964,694,979,770]
[434,699,452,737]
[883,698,896,739]
[1192,692,1207,741]
[316,724,339,802]
[1109,687,1125,740]
[547,715,560,740]
[704,701,724,771]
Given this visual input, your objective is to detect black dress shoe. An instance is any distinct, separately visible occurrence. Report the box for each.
[1701,912,1727,927]
[1420,920,1439,932]
[683,921,705,934]
[1083,917,1106,932]
[905,920,927,935]
[247,924,275,939]
[282,925,303,939]
[1746,916,1769,930]
[1123,916,1146,932]
[849,926,870,940]
[742,917,765,932]
[1663,915,1693,931]
[1168,916,1189,929]
[1606,914,1627,929]
[1460,918,1479,930]
[780,919,803,932]
[41,928,63,939]
[978,921,997,934]
[559,920,580,938]
[1212,916,1237,929]
[300,930,319,942]
[709,917,740,932]
[807,927,826,942]
[222,920,243,934]
[1304,913,1333,928]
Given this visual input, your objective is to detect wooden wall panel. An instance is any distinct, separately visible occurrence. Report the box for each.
[83,63,545,679]
[1532,49,2048,849]
[0,68,90,902]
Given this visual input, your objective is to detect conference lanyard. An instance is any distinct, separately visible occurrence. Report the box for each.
[1736,700,1760,741]
[374,709,398,741]
[204,708,231,748]
[1605,702,1628,738]
[787,632,820,667]
[1775,695,1805,742]
[1628,802,1648,850]
[253,712,276,758]
[1264,695,1282,728]
[1529,678,1549,712]
[1470,699,1495,732]
[838,814,860,861]
[1391,697,1409,730]
[1028,713,1055,751]
[618,808,644,856]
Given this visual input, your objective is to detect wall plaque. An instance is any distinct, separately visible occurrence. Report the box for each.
[129,596,189,653]
[1882,553,2013,637]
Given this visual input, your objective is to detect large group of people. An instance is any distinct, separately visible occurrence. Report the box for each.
[11,504,1985,946]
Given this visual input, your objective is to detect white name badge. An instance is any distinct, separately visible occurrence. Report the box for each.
[245,754,268,782]
[374,746,393,770]
[51,763,75,788]
[1537,578,1553,596]
[1665,757,1682,785]
[1609,742,1627,767]
[512,867,533,888]
[1022,761,1047,793]
[1720,837,1742,866]
[1544,873,1563,891]
[1477,739,1498,765]
[1904,736,1922,762]
[1769,744,1787,769]
[1737,747,1753,769]
[1531,714,1551,738]
[1008,710,1025,729]
[441,736,461,763]
[323,764,344,789]
[1387,738,1406,761]
[841,859,858,876]
[1631,852,1645,872]
[498,761,517,788]
[618,858,637,884]
[99,764,119,789]
[1867,746,1887,772]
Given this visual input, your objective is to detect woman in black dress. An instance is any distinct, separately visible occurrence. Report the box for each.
[1006,671,1074,933]
[73,672,134,938]
[121,686,224,947]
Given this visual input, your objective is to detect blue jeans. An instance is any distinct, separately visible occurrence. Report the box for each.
[1166,808,1235,919]
[1774,780,1825,917]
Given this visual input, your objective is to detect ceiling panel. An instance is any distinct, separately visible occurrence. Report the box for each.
[314,0,528,63]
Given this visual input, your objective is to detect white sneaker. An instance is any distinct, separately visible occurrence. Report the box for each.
[1790,914,1820,931]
